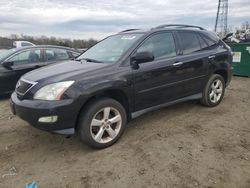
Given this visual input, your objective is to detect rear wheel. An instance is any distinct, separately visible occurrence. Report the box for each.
[201,74,225,107]
[77,98,127,149]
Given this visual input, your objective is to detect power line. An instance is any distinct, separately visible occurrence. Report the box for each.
[215,0,228,37]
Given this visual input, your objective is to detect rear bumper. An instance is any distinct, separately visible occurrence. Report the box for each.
[226,66,233,87]
[10,92,79,134]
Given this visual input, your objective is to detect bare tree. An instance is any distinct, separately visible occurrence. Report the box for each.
[0,34,98,49]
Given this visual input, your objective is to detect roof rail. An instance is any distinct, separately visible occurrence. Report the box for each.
[119,29,140,33]
[154,24,205,30]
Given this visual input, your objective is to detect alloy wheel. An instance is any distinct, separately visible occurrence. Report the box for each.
[90,107,122,144]
[209,79,223,103]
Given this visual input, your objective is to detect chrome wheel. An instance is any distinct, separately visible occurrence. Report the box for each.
[209,79,223,103]
[90,107,122,144]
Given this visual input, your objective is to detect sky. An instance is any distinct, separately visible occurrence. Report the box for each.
[0,0,249,40]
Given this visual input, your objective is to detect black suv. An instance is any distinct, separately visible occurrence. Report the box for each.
[10,25,233,149]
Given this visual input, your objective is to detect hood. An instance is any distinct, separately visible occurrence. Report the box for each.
[23,60,109,82]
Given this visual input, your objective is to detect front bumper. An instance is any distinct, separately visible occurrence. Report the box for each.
[10,92,79,134]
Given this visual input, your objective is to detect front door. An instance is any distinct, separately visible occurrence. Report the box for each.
[0,49,42,94]
[133,32,183,111]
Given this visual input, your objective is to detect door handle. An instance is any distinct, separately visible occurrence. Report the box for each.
[208,55,215,59]
[173,61,183,67]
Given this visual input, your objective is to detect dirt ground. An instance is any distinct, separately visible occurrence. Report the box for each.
[0,76,250,188]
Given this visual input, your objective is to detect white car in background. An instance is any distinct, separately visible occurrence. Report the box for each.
[13,41,36,48]
[0,41,35,53]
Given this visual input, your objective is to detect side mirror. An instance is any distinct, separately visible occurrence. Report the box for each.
[132,51,154,64]
[2,61,14,68]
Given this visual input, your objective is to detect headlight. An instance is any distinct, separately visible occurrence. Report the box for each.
[33,81,75,100]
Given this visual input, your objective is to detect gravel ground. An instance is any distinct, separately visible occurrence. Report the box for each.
[0,76,250,188]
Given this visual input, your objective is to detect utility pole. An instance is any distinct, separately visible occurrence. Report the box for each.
[215,0,228,37]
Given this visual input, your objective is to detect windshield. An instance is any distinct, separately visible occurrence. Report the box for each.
[77,33,143,63]
[0,49,16,61]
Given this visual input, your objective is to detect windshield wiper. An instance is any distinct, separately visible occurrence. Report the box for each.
[76,58,104,63]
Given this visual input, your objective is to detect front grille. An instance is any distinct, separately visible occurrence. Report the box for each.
[16,79,37,96]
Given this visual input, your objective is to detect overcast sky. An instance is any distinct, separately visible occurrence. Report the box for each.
[0,0,249,39]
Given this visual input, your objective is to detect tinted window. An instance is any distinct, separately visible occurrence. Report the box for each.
[137,32,176,59]
[8,50,41,64]
[178,32,201,54]
[45,49,69,61]
[197,35,208,49]
[204,31,220,42]
[203,37,216,47]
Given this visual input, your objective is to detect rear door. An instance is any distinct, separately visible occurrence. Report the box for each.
[0,49,42,93]
[173,31,210,96]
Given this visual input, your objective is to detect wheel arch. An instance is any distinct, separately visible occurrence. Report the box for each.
[213,69,228,85]
[75,88,131,129]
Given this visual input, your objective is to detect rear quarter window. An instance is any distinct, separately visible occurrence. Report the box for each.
[45,48,69,61]
[201,31,220,47]
[202,36,217,47]
[197,34,209,49]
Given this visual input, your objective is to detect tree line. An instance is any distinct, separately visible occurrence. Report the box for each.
[0,34,98,49]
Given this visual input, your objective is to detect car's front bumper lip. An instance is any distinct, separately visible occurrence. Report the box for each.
[10,92,78,134]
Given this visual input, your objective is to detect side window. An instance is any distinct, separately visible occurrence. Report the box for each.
[72,52,80,58]
[137,32,176,60]
[45,49,69,61]
[197,35,209,49]
[8,50,41,65]
[203,37,216,47]
[68,51,80,58]
[178,32,201,54]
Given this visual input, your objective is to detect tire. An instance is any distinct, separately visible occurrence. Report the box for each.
[200,74,225,107]
[77,98,127,149]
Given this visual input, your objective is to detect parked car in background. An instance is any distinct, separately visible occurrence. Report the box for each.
[13,41,36,48]
[0,45,81,95]
[10,25,233,149]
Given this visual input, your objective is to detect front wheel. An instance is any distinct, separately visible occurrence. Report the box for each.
[77,98,127,149]
[201,74,225,107]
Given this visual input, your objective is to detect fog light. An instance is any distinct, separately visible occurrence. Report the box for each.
[38,116,58,123]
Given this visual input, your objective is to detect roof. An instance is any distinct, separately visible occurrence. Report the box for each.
[118,24,219,42]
